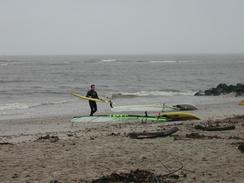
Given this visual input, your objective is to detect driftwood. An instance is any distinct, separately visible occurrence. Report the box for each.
[91,169,179,183]
[128,127,178,139]
[194,124,235,131]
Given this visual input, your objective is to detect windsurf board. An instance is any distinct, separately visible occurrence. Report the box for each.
[71,92,111,103]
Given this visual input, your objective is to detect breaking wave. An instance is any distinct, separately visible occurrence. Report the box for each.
[148,60,192,64]
[112,90,195,98]
[0,103,30,111]
[100,59,117,63]
[149,60,179,63]
[0,101,71,111]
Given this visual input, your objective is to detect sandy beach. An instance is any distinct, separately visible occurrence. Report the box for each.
[1,1,244,182]
[0,101,244,183]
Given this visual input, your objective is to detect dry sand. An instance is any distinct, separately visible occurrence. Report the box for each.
[0,102,244,183]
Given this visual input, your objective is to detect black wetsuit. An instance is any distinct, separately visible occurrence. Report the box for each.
[86,90,98,116]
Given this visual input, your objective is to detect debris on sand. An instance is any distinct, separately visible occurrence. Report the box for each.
[90,169,179,183]
[0,142,14,145]
[128,127,178,139]
[50,180,62,183]
[35,134,59,143]
[194,124,235,131]
[185,133,222,139]
[238,143,244,153]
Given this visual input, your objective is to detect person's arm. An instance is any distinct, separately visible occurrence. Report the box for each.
[86,91,91,97]
[94,91,99,99]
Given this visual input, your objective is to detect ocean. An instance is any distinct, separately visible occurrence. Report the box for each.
[0,54,244,120]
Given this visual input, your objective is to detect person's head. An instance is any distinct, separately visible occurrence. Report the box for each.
[90,84,95,90]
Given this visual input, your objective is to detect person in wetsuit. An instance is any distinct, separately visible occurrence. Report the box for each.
[86,84,99,116]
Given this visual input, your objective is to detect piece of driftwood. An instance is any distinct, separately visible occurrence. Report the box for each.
[194,124,235,131]
[128,127,178,139]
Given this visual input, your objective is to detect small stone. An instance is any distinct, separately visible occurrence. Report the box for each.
[202,157,207,161]
[12,173,18,178]
[50,180,61,183]
[238,144,244,153]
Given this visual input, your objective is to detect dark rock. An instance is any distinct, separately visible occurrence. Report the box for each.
[195,83,244,96]
[194,90,205,96]
[238,144,244,153]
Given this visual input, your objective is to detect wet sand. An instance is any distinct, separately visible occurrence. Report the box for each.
[0,102,244,182]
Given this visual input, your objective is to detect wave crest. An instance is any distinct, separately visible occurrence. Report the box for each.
[0,101,71,111]
[112,90,195,98]
[0,103,30,111]
[100,59,117,63]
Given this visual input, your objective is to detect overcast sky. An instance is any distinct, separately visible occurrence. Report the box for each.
[0,0,243,55]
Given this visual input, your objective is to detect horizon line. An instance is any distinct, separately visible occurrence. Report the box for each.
[1,52,244,56]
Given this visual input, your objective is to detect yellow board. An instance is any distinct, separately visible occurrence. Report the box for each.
[239,100,244,105]
[71,92,110,103]
[160,111,200,121]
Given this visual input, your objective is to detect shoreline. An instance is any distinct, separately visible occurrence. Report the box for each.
[0,100,244,144]
[1,100,243,138]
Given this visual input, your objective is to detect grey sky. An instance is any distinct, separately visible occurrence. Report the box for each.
[0,0,243,55]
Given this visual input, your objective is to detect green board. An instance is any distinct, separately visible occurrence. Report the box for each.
[71,112,200,123]
[71,114,169,123]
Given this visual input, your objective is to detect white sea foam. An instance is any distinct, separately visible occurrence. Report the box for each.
[0,103,30,111]
[112,90,195,98]
[149,60,192,64]
[149,60,179,63]
[0,101,71,111]
[0,63,9,66]
[100,59,117,62]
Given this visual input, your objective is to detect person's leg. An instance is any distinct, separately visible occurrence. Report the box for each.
[89,102,94,116]
[89,102,97,116]
[92,102,97,115]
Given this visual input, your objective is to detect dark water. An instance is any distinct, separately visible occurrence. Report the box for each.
[0,54,244,119]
